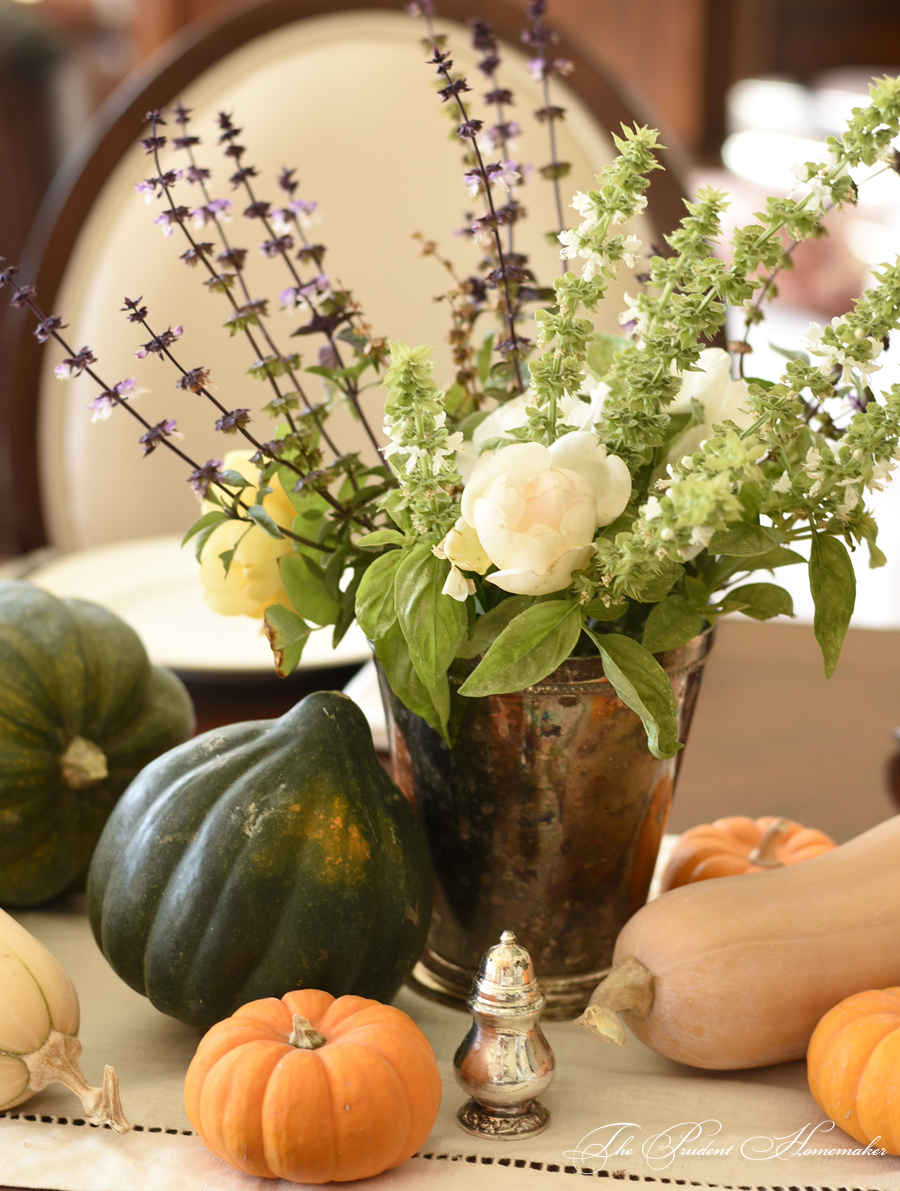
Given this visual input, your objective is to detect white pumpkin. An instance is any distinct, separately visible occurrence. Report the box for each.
[0,908,129,1130]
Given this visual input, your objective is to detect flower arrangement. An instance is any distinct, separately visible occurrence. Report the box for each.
[4,2,900,761]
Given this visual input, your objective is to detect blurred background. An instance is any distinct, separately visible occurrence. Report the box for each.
[4,0,900,611]
[1,0,899,837]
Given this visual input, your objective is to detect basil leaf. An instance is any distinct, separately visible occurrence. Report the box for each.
[809,532,855,678]
[332,566,363,647]
[216,469,254,490]
[720,582,794,621]
[217,541,242,578]
[455,596,532,659]
[355,550,402,641]
[586,332,629,379]
[395,545,467,690]
[476,331,495,383]
[588,631,682,761]
[356,530,406,550]
[641,595,704,654]
[856,516,888,570]
[746,545,806,571]
[659,410,694,450]
[709,523,785,556]
[281,482,329,520]
[279,553,341,627]
[738,481,761,523]
[192,520,228,562]
[621,559,682,603]
[247,505,284,539]
[181,509,228,547]
[322,546,350,602]
[583,598,629,621]
[263,605,312,677]
[682,575,709,608]
[459,601,581,697]
[374,620,450,741]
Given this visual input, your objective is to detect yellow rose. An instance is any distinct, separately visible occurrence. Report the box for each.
[198,450,296,618]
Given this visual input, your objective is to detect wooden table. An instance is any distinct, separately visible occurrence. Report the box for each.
[669,619,900,843]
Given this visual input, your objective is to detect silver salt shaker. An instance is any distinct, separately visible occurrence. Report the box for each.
[453,929,555,1137]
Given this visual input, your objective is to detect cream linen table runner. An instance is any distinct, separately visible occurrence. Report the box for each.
[2,884,899,1191]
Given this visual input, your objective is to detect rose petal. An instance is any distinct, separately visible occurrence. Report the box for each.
[442,517,492,574]
[487,544,593,595]
[442,565,475,601]
[461,441,551,523]
[670,347,731,414]
[549,433,631,525]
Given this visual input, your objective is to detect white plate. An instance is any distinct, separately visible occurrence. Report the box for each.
[23,534,371,674]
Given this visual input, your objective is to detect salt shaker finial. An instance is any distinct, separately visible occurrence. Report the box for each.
[453,929,555,1137]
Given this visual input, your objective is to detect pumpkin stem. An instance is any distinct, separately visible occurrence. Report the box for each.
[747,817,791,868]
[288,1015,327,1050]
[22,1030,130,1133]
[60,736,108,790]
[575,955,655,1046]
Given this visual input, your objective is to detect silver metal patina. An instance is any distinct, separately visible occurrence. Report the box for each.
[453,930,556,1138]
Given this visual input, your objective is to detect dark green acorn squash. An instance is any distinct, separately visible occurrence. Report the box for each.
[86,690,433,1030]
[0,581,195,906]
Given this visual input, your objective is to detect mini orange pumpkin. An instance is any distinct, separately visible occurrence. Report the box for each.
[659,815,836,892]
[808,987,900,1155]
[184,989,442,1184]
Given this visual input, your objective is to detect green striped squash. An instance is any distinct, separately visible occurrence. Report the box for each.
[0,581,194,906]
[87,691,433,1029]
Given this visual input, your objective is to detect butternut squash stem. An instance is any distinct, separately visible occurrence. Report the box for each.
[574,956,655,1046]
[288,1015,326,1050]
[22,1031,130,1133]
[747,817,791,868]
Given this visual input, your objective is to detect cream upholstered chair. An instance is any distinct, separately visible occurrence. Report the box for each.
[0,0,685,678]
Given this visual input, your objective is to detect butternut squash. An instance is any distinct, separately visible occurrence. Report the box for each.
[577,815,900,1069]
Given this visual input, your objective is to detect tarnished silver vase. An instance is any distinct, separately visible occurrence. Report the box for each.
[379,629,714,1020]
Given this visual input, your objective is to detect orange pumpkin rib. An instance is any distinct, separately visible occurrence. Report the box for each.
[660,842,747,890]
[198,1039,287,1177]
[675,832,746,855]
[690,854,757,881]
[710,816,764,844]
[808,989,900,1079]
[812,1014,900,1145]
[807,989,900,1153]
[264,988,335,1032]
[261,1046,338,1183]
[785,827,835,850]
[315,996,423,1039]
[231,996,290,1028]
[782,844,830,864]
[342,1021,442,1149]
[856,1026,900,1154]
[323,1040,415,1179]
[184,1025,278,1132]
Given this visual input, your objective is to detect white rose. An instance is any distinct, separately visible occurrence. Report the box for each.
[447,435,631,596]
[198,450,295,618]
[455,381,608,482]
[668,348,754,461]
